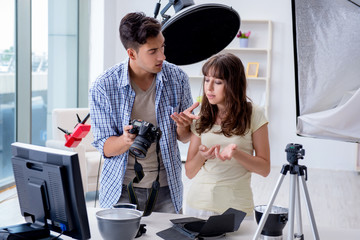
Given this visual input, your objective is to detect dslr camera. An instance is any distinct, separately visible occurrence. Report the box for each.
[128,119,162,158]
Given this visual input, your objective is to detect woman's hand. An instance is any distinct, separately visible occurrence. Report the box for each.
[198,144,220,160]
[215,143,237,161]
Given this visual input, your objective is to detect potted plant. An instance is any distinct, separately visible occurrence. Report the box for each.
[237,30,251,48]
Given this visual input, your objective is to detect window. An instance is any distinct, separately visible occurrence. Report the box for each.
[0,0,88,190]
[32,0,49,146]
[0,0,16,189]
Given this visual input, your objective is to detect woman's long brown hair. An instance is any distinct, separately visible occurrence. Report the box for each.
[196,53,252,137]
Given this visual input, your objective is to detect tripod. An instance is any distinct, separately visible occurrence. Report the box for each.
[253,144,320,240]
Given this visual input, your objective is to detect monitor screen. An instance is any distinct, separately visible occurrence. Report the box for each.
[7,142,91,239]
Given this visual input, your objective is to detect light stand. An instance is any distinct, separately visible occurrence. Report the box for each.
[154,0,195,24]
[253,143,320,240]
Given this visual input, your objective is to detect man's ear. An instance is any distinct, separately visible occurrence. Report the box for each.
[127,48,137,60]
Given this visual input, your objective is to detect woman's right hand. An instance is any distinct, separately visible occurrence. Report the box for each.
[198,144,220,160]
[185,136,219,179]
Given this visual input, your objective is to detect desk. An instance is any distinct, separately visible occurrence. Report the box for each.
[3,206,360,239]
[86,208,257,239]
[86,208,360,240]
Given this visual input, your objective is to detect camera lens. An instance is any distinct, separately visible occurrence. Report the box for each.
[129,136,152,158]
[129,145,146,158]
[128,120,161,158]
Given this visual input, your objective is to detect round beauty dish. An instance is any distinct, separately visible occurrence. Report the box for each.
[96,208,142,240]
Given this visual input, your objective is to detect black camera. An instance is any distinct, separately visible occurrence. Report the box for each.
[285,143,305,165]
[128,120,162,158]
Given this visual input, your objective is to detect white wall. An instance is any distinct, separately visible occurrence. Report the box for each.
[89,0,358,171]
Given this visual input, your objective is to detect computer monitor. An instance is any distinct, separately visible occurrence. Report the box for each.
[2,142,91,239]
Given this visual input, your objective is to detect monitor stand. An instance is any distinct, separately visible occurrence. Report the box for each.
[0,223,50,240]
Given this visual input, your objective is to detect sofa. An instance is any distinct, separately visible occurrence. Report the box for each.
[45,108,102,193]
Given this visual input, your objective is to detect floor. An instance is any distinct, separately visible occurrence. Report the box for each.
[1,165,360,231]
[250,166,360,230]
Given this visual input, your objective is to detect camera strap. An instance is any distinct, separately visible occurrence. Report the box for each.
[127,139,160,217]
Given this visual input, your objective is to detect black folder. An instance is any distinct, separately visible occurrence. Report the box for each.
[156,208,246,239]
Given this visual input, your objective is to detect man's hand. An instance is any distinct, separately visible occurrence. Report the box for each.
[170,102,200,128]
[121,125,136,148]
[215,143,237,161]
[103,125,137,157]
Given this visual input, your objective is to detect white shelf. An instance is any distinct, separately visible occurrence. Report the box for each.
[189,76,203,79]
[191,76,268,82]
[223,48,269,53]
[247,77,267,81]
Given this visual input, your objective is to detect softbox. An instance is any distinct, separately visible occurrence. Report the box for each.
[292,0,360,142]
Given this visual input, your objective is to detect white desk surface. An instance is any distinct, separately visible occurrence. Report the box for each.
[4,206,360,239]
[86,208,360,240]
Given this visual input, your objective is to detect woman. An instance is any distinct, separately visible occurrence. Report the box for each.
[185,53,270,218]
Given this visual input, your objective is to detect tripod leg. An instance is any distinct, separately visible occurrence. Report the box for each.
[288,174,297,240]
[299,175,320,239]
[295,175,304,239]
[253,173,286,240]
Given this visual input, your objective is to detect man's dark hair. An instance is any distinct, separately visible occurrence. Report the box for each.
[119,12,161,51]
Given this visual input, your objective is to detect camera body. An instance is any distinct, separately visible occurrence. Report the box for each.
[285,143,305,165]
[128,120,161,158]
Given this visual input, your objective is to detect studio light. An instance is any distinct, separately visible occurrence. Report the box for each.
[156,1,241,65]
[348,0,360,7]
[155,0,195,23]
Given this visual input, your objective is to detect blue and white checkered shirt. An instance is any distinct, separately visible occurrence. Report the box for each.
[89,58,193,212]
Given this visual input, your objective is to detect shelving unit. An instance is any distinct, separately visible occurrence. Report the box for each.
[184,19,273,117]
[223,20,272,116]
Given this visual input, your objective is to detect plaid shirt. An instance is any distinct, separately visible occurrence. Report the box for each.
[89,58,193,212]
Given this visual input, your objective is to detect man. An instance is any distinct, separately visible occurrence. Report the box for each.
[89,12,198,213]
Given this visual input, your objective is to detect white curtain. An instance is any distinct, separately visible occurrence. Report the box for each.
[297,88,360,142]
[293,0,360,142]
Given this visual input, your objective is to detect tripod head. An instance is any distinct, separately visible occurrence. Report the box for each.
[285,143,305,165]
